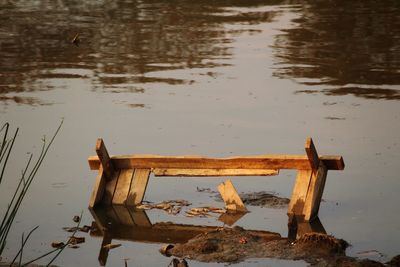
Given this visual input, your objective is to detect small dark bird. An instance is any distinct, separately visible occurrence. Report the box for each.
[71,33,80,46]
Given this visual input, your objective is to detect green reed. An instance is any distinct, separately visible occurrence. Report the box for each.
[0,120,63,256]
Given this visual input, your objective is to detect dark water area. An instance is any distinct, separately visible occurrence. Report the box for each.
[272,0,400,99]
[1,0,400,266]
[0,0,278,102]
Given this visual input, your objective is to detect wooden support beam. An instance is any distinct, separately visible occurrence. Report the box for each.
[126,169,151,206]
[96,138,115,180]
[287,169,312,217]
[288,138,333,221]
[305,137,319,170]
[303,163,328,221]
[88,154,344,171]
[153,168,279,177]
[288,162,328,221]
[89,166,106,208]
[287,216,326,240]
[218,179,247,212]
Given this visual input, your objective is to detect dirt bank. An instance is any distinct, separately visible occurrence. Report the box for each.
[168,226,398,267]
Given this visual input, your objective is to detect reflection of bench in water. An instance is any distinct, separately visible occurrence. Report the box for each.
[88,137,344,221]
[89,206,327,266]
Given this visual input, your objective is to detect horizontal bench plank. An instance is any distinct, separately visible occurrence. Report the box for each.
[88,154,344,171]
[153,168,279,176]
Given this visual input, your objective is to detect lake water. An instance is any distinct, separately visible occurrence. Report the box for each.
[1,0,399,266]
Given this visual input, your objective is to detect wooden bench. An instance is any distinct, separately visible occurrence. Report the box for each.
[88,137,344,221]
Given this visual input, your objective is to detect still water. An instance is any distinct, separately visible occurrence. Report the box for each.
[1,0,399,266]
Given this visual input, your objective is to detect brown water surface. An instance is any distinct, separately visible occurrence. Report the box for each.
[1,0,400,266]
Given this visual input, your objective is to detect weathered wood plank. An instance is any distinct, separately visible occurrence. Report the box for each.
[112,169,134,205]
[153,168,279,176]
[101,170,121,205]
[218,179,247,212]
[305,137,319,170]
[287,169,312,217]
[89,166,106,208]
[303,163,328,221]
[88,154,344,171]
[96,138,115,180]
[321,155,344,170]
[126,169,151,206]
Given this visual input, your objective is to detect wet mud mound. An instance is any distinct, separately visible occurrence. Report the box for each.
[240,191,290,208]
[209,190,290,208]
[169,227,393,266]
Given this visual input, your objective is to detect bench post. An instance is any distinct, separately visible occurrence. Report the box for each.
[89,138,115,208]
[288,138,328,221]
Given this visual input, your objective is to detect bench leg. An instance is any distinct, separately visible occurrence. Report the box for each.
[288,163,327,221]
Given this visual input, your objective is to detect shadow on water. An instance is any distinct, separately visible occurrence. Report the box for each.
[272,0,400,99]
[0,0,281,105]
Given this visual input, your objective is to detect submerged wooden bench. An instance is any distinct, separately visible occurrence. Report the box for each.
[88,137,344,221]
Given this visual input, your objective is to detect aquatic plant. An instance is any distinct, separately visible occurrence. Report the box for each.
[0,121,63,256]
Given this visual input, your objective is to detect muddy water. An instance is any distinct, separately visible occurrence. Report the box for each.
[1,0,399,266]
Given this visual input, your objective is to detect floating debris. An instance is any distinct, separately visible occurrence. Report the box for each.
[69,236,85,245]
[63,226,78,232]
[185,207,226,218]
[136,203,153,210]
[208,207,226,214]
[80,225,91,233]
[185,210,208,217]
[72,215,80,223]
[62,225,91,233]
[51,242,65,248]
[196,187,217,194]
[136,200,192,215]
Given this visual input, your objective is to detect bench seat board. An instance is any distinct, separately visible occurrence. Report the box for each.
[112,169,134,205]
[126,169,151,206]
